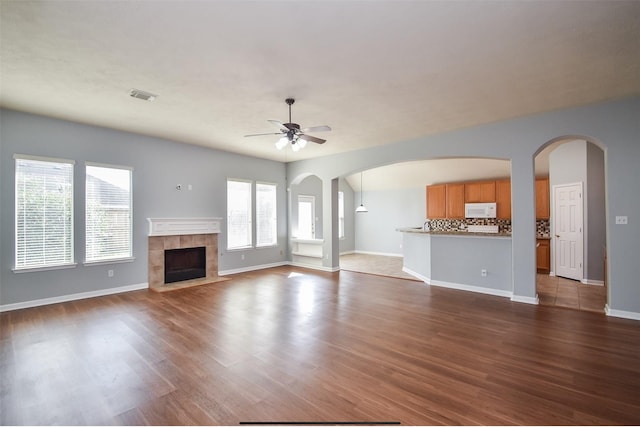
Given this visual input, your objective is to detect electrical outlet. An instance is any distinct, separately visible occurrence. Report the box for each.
[241,254,245,260]
[481,269,487,277]
[615,216,628,225]
[108,269,114,277]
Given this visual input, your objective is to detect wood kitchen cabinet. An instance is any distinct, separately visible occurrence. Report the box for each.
[446,183,465,219]
[536,239,550,273]
[426,184,446,219]
[535,177,550,219]
[465,181,496,203]
[495,179,511,219]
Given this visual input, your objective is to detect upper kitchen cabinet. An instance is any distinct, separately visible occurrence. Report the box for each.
[535,177,550,219]
[446,183,465,219]
[495,179,511,219]
[465,181,496,203]
[426,184,446,219]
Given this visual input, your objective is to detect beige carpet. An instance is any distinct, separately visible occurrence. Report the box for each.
[340,253,421,281]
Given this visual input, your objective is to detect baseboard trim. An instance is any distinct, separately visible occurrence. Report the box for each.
[581,279,605,286]
[430,279,513,299]
[402,267,430,284]
[218,261,288,276]
[0,283,148,313]
[289,261,340,273]
[605,305,640,321]
[355,250,403,258]
[511,294,540,305]
[340,251,355,256]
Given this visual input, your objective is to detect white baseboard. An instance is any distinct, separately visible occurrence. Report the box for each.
[355,250,403,258]
[218,261,288,276]
[340,250,355,256]
[581,279,605,286]
[430,279,513,299]
[403,267,513,299]
[511,294,540,305]
[0,283,148,313]
[289,261,340,272]
[402,267,430,284]
[549,271,556,277]
[605,305,640,321]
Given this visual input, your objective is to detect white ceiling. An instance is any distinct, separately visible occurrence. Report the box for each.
[2,1,639,171]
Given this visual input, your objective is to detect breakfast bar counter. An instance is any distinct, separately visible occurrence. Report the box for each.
[397,227,513,298]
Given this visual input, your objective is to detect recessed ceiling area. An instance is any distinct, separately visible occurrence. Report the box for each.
[1,1,639,162]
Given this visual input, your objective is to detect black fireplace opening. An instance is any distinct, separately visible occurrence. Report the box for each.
[164,246,206,284]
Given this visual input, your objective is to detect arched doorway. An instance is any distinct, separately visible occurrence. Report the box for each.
[534,137,607,313]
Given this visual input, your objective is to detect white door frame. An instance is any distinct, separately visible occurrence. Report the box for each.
[297,194,316,239]
[551,182,584,281]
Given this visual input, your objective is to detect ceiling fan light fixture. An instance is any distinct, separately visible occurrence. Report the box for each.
[297,137,307,149]
[291,141,301,152]
[275,137,288,150]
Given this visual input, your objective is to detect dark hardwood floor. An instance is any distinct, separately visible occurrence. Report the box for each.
[2,266,640,425]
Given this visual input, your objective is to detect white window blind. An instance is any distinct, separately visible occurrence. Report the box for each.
[256,182,277,247]
[85,164,132,262]
[15,155,74,270]
[227,179,252,249]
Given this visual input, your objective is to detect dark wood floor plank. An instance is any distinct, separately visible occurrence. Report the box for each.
[1,266,639,425]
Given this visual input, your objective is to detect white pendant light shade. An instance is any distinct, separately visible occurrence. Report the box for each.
[275,137,288,150]
[297,137,308,149]
[356,171,368,213]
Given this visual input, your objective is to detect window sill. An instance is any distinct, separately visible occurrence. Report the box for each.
[227,246,253,252]
[84,257,136,267]
[13,263,78,274]
[256,244,278,250]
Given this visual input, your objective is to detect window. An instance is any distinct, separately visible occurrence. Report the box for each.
[338,191,345,239]
[256,182,277,247]
[14,155,74,271]
[227,179,252,249]
[85,163,133,263]
[297,195,315,239]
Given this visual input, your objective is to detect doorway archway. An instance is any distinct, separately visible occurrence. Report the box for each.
[534,136,607,312]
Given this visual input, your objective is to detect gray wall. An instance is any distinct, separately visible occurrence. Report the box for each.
[338,178,355,254]
[549,139,606,283]
[587,142,606,282]
[287,97,640,314]
[1,109,288,306]
[354,187,425,256]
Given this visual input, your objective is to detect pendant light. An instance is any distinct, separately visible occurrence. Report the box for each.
[355,171,368,212]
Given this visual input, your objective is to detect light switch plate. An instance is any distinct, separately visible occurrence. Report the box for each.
[615,216,628,225]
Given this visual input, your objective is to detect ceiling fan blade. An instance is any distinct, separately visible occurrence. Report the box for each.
[301,125,331,133]
[244,132,284,138]
[268,120,295,131]
[299,134,326,144]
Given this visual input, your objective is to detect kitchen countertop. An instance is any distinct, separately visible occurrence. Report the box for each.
[396,227,512,238]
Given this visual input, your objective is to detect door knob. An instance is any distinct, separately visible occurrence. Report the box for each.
[555,234,560,238]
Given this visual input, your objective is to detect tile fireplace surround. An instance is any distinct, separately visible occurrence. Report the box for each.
[147,218,228,292]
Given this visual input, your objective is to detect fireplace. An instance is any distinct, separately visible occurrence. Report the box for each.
[147,217,226,292]
[164,246,206,284]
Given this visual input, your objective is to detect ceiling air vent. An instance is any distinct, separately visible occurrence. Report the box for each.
[129,89,157,102]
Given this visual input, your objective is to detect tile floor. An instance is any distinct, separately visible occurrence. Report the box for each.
[536,274,607,313]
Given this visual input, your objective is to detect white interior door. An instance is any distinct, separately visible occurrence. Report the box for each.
[297,195,315,239]
[553,183,583,281]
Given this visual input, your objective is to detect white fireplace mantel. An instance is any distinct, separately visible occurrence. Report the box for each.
[147,217,222,236]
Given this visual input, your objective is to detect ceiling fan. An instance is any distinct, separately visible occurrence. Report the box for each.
[244,98,331,151]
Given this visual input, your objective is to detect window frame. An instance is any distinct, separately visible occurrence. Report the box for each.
[255,181,278,248]
[226,178,253,251]
[84,162,134,265]
[13,154,76,273]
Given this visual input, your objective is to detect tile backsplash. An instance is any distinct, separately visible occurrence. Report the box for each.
[425,218,550,235]
[536,219,550,237]
[426,218,512,233]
